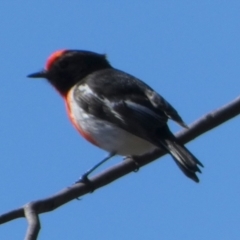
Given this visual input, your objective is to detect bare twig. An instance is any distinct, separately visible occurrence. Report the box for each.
[0,96,239,240]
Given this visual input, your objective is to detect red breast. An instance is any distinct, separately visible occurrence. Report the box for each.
[64,89,98,146]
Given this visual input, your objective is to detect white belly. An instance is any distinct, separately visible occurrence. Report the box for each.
[81,117,157,156]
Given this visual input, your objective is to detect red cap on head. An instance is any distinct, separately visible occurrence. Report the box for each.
[45,49,67,70]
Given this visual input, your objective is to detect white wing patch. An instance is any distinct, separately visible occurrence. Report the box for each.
[78,84,125,122]
[125,100,165,122]
[78,83,95,95]
[103,98,125,122]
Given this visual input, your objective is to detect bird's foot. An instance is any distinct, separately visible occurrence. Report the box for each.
[124,156,140,172]
[75,173,95,193]
[133,160,140,172]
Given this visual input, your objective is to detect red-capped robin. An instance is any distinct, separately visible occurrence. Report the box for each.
[28,50,203,183]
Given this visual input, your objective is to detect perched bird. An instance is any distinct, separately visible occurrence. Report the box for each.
[28,50,203,183]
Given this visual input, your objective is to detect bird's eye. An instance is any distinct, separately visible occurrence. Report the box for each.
[58,59,69,69]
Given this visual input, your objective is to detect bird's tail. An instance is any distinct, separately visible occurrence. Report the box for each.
[159,134,204,182]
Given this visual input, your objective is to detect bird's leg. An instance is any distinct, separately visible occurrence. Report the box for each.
[75,152,116,189]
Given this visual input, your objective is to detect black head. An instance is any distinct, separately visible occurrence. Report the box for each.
[27,50,112,96]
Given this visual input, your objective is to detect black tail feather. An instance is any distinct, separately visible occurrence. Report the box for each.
[159,137,204,183]
[174,160,200,183]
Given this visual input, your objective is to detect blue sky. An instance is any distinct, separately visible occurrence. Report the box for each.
[0,1,240,239]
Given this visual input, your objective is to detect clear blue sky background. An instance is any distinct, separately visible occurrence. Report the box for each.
[0,1,239,239]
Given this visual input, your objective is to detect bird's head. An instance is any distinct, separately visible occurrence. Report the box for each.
[27,50,111,96]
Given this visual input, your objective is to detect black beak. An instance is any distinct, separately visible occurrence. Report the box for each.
[27,70,48,79]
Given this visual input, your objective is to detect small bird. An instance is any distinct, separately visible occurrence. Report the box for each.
[28,50,203,183]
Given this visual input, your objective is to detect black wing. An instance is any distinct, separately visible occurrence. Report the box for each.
[82,69,186,123]
[73,68,203,182]
[73,68,186,144]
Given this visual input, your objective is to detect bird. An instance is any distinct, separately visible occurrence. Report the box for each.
[28,49,203,183]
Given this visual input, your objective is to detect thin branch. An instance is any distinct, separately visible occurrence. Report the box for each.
[24,204,40,240]
[0,96,239,240]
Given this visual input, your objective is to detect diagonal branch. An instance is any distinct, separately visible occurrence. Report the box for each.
[0,96,240,240]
